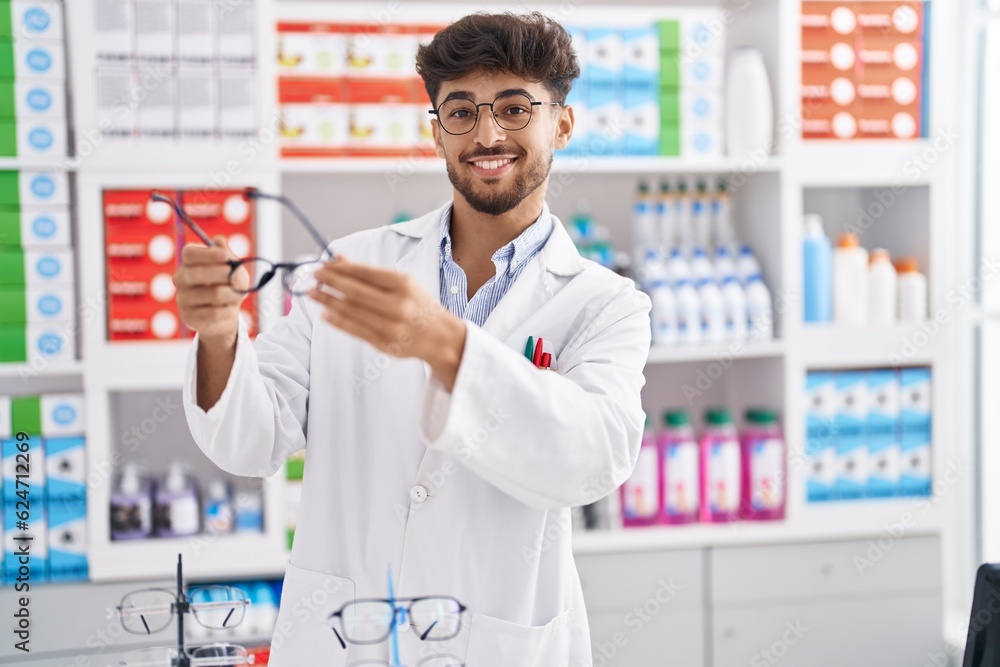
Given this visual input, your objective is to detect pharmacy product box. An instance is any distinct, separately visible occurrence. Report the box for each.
[835,370,868,440]
[900,366,932,432]
[0,285,74,324]
[43,435,84,502]
[658,20,680,53]
[346,31,420,79]
[868,369,901,435]
[566,25,588,83]
[1,1,64,41]
[682,89,723,124]
[346,104,419,151]
[0,117,67,156]
[0,323,75,363]
[900,429,931,497]
[622,26,659,88]
[585,28,622,87]
[682,55,724,89]
[683,15,725,56]
[2,433,43,504]
[46,497,86,582]
[835,432,868,500]
[868,433,901,498]
[3,502,47,583]
[276,25,349,78]
[0,38,65,79]
[40,393,83,435]
[0,170,70,207]
[0,205,70,248]
[0,247,74,285]
[0,79,66,119]
[559,81,588,156]
[867,369,901,498]
[278,103,350,152]
[587,82,623,156]
[805,371,837,502]
[0,396,9,437]
[681,121,722,157]
[623,83,659,156]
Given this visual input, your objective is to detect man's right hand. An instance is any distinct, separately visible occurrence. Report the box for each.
[174,235,251,342]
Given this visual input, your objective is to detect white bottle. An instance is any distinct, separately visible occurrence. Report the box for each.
[736,245,763,283]
[714,246,738,282]
[725,47,774,159]
[721,276,749,341]
[693,181,713,249]
[690,247,714,283]
[675,180,694,253]
[657,181,676,255]
[712,180,736,248]
[698,278,726,343]
[897,256,928,322]
[631,181,657,268]
[868,248,898,326]
[745,273,774,339]
[674,279,702,345]
[833,233,869,327]
[642,251,678,346]
[667,248,692,284]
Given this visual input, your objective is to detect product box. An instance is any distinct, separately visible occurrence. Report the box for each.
[681,121,722,157]
[682,15,725,56]
[176,0,215,63]
[346,103,418,151]
[0,171,70,207]
[0,205,70,248]
[0,247,74,286]
[0,323,74,363]
[835,370,870,500]
[899,366,932,432]
[868,369,901,435]
[2,0,65,42]
[346,32,420,79]
[2,433,43,504]
[682,55,724,89]
[46,497,86,582]
[622,26,659,88]
[40,393,83,436]
[682,88,723,124]
[867,369,901,497]
[0,117,67,156]
[586,28,622,87]
[587,82,623,156]
[3,502,46,583]
[806,371,837,502]
[0,79,66,119]
[900,428,932,497]
[176,66,216,140]
[623,83,658,156]
[276,26,349,77]
[0,285,74,324]
[0,38,65,79]
[0,396,9,437]
[278,103,350,151]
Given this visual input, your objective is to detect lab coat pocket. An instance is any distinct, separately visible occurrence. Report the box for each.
[268,561,356,667]
[464,608,574,667]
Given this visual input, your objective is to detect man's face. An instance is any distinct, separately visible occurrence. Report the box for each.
[430,71,572,216]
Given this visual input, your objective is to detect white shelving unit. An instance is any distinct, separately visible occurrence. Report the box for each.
[1,0,977,659]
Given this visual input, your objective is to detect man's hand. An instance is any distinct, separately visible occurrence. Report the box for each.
[173,236,250,341]
[308,256,467,391]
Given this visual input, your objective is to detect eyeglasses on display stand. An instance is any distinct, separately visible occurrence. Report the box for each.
[114,554,254,667]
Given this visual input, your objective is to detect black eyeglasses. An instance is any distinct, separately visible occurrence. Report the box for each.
[428,92,562,136]
[150,189,333,296]
[328,596,467,648]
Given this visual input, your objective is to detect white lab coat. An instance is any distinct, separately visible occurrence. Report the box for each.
[182,202,652,667]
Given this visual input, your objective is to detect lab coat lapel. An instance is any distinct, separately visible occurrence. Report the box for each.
[392,208,444,383]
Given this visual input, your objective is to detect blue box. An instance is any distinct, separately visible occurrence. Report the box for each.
[47,498,87,583]
[4,502,47,584]
[558,82,589,157]
[585,28,622,86]
[900,367,932,432]
[45,436,85,504]
[586,82,623,156]
[2,435,44,505]
[622,26,659,88]
[806,372,837,439]
[867,370,900,437]
[868,432,901,498]
[836,434,868,500]
[900,429,932,497]
[623,83,659,156]
[835,371,868,441]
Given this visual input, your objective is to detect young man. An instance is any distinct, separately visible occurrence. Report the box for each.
[176,12,651,667]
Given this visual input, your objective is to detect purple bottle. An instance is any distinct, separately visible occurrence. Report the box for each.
[620,415,661,527]
[110,463,153,540]
[659,411,699,525]
[740,408,787,521]
[699,408,741,523]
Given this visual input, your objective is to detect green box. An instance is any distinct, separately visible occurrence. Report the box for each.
[660,51,681,88]
[0,248,25,285]
[0,205,20,246]
[0,2,11,40]
[0,37,14,79]
[11,395,41,434]
[660,89,680,122]
[660,123,680,157]
[658,20,680,52]
[0,325,26,362]
[0,79,13,118]
[0,288,26,324]
[286,457,305,481]
[0,118,16,156]
[0,170,19,206]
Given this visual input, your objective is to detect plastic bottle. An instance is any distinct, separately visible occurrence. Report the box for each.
[693,180,713,249]
[897,256,928,322]
[721,276,749,341]
[621,415,661,526]
[657,180,676,254]
[204,479,235,535]
[154,463,201,538]
[737,245,763,284]
[802,214,833,323]
[714,246,738,282]
[868,248,898,326]
[698,278,726,343]
[675,180,693,253]
[689,247,714,283]
[675,279,702,345]
[235,489,264,532]
[659,411,700,525]
[740,408,787,521]
[833,232,869,327]
[712,180,736,249]
[644,251,678,346]
[745,273,774,339]
[667,247,692,284]
[631,181,657,268]
[110,464,153,540]
[700,408,742,523]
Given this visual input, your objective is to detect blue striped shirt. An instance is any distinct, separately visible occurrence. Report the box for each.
[439,201,554,327]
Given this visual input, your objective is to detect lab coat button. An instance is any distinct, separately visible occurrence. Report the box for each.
[410,485,428,503]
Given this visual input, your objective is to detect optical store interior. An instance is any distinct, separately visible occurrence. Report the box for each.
[1,0,999,666]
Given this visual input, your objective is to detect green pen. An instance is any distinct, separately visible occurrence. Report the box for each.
[524,336,534,360]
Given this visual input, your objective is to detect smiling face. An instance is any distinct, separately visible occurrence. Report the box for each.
[431,71,573,217]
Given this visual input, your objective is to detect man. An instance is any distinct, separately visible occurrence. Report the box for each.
[176,12,651,667]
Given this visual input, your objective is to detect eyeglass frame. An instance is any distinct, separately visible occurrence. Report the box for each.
[116,585,249,636]
[150,188,334,296]
[427,90,563,136]
[327,595,469,649]
[118,642,254,667]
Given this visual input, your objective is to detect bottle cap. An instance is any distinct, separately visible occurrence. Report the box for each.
[715,246,729,256]
[836,232,861,248]
[896,256,919,273]
[659,180,671,194]
[746,272,764,282]
[207,479,230,501]
[803,215,825,238]
[692,247,706,257]
[120,465,143,495]
[746,408,778,424]
[705,408,733,425]
[870,248,892,265]
[664,410,690,427]
[638,181,650,195]
[696,180,708,194]
[164,463,189,493]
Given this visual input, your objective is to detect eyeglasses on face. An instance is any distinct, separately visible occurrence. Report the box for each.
[150,189,333,296]
[117,586,249,636]
[118,642,254,667]
[328,596,467,648]
[428,92,562,136]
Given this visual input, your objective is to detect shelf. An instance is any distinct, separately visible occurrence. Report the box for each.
[795,141,943,187]
[572,498,944,555]
[645,339,785,365]
[85,342,193,391]
[0,360,85,379]
[795,322,941,368]
[0,157,73,171]
[280,155,783,176]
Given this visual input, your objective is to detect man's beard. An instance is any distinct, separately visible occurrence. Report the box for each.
[446,148,552,216]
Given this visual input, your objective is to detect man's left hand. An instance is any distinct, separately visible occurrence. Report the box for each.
[308,256,467,391]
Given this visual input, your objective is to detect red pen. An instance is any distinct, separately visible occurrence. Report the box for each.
[532,337,545,367]
[541,352,552,369]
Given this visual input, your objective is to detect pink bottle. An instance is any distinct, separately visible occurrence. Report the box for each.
[659,410,699,525]
[699,408,741,523]
[621,415,661,527]
[740,408,787,521]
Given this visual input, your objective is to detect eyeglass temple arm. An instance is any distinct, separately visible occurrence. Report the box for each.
[150,192,215,248]
[243,189,333,259]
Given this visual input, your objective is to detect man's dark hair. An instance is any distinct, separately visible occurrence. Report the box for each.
[416,11,580,108]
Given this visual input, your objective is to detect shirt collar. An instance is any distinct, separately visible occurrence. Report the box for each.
[438,201,554,273]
